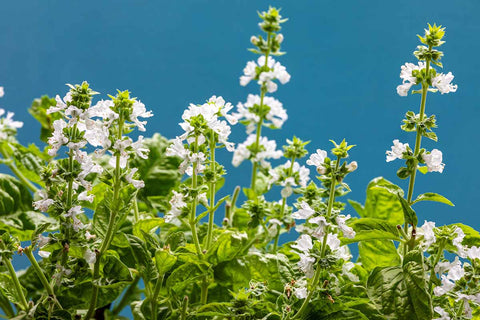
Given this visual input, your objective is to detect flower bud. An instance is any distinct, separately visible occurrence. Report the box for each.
[346,161,358,172]
[250,36,259,45]
[276,33,284,43]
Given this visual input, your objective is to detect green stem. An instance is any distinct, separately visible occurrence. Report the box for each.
[112,275,140,316]
[206,133,216,250]
[292,157,341,320]
[24,247,62,309]
[133,198,140,223]
[84,115,125,320]
[180,296,188,320]
[0,243,28,311]
[200,277,208,304]
[151,274,164,320]
[428,239,446,294]
[273,158,296,253]
[0,286,14,318]
[404,53,431,255]
[227,186,240,227]
[250,32,271,192]
[0,145,38,193]
[189,136,203,257]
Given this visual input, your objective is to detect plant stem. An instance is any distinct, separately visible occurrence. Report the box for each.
[112,275,140,316]
[151,274,164,320]
[292,157,340,320]
[180,296,188,320]
[250,32,271,192]
[24,247,62,309]
[84,115,125,320]
[200,277,208,304]
[403,52,431,255]
[226,186,240,227]
[206,133,216,250]
[189,135,203,257]
[0,293,14,319]
[133,198,140,223]
[428,239,446,294]
[273,158,296,253]
[0,243,28,311]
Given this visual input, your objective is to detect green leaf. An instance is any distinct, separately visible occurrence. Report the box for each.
[342,218,401,245]
[0,273,27,306]
[10,143,47,186]
[127,235,158,281]
[130,134,182,209]
[0,174,33,215]
[397,195,417,227]
[449,223,480,248]
[28,95,60,143]
[206,231,248,264]
[0,211,57,241]
[412,192,454,206]
[133,218,164,241]
[359,240,401,272]
[166,262,209,294]
[348,199,365,217]
[155,249,177,275]
[367,250,432,320]
[99,252,134,288]
[244,252,294,292]
[363,177,404,225]
[195,302,233,317]
[418,166,429,174]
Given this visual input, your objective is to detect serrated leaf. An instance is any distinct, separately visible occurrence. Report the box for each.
[412,192,453,206]
[155,249,177,275]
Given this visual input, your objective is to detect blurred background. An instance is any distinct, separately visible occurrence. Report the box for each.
[0,0,479,316]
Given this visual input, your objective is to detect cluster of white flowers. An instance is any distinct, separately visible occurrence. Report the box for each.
[240,56,291,93]
[422,149,445,173]
[167,96,237,175]
[396,62,425,96]
[268,160,310,198]
[396,62,458,96]
[0,88,23,140]
[386,139,409,162]
[306,149,328,174]
[232,134,282,168]
[234,94,288,134]
[418,220,436,249]
[164,190,187,223]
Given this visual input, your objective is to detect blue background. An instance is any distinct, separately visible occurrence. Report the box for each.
[1,0,479,317]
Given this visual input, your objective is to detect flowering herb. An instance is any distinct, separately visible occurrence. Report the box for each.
[0,8,477,320]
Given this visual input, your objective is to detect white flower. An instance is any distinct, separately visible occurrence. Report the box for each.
[78,191,94,203]
[453,227,466,257]
[396,62,424,96]
[432,72,458,94]
[209,95,237,125]
[294,286,308,299]
[422,149,445,173]
[433,306,451,320]
[126,168,145,189]
[65,205,86,232]
[0,87,4,98]
[48,119,68,156]
[166,137,189,159]
[386,139,409,162]
[84,119,110,150]
[47,93,72,114]
[292,201,315,220]
[239,56,290,92]
[84,249,96,264]
[232,134,282,168]
[130,101,153,131]
[342,262,359,282]
[0,109,24,140]
[109,139,132,169]
[165,190,186,223]
[309,216,330,239]
[85,231,96,240]
[336,215,356,239]
[433,275,455,296]
[306,149,328,174]
[346,161,358,173]
[234,95,287,133]
[447,260,465,281]
[326,233,341,251]
[36,234,50,248]
[418,220,436,249]
[467,246,480,261]
[33,190,54,212]
[38,250,51,259]
[297,253,315,278]
[292,234,313,253]
[132,136,149,159]
[240,60,258,86]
